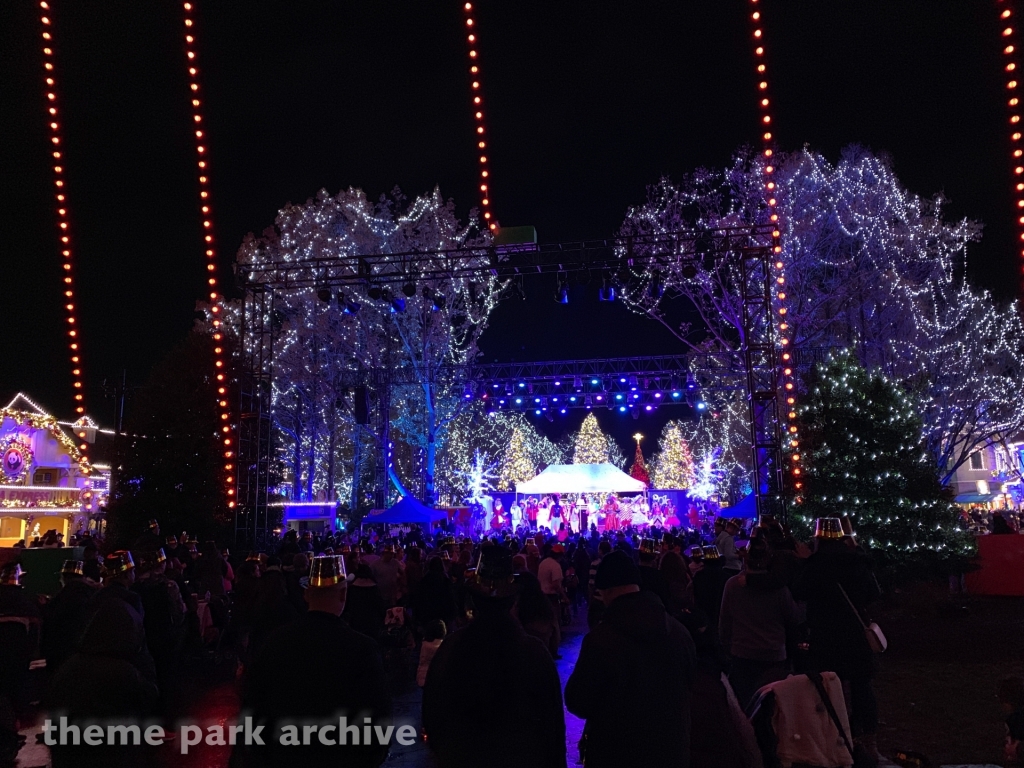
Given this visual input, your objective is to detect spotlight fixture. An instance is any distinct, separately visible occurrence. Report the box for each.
[584,394,593,407]
[382,289,405,313]
[598,279,616,302]
[339,295,361,314]
[402,282,417,298]
[670,375,681,391]
[367,285,383,301]
[631,407,639,420]
[422,286,445,311]
[545,411,554,423]
[686,373,697,390]
[573,377,583,390]
[628,375,639,389]
[554,273,569,304]
[317,288,332,303]
[463,383,474,399]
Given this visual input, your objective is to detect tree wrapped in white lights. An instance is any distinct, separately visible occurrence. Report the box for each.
[437,409,563,503]
[618,146,1024,482]
[237,187,503,505]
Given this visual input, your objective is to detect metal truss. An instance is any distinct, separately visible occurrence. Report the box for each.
[234,225,789,543]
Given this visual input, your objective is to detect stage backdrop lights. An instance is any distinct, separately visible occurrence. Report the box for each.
[38,2,89,452]
[181,0,234,507]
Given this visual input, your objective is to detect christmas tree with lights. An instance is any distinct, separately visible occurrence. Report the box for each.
[629,433,650,484]
[792,352,976,578]
[572,413,611,464]
[497,427,536,491]
[651,422,696,489]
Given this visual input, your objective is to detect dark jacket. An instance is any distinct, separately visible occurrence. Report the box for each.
[565,589,696,768]
[342,582,386,639]
[236,610,391,768]
[42,579,97,676]
[92,580,145,619]
[422,605,566,768]
[719,572,801,662]
[45,600,161,768]
[692,561,731,626]
[416,570,458,628]
[790,545,880,679]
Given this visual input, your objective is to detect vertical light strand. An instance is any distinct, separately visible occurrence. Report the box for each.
[39,2,89,455]
[749,0,801,497]
[998,1,1024,296]
[462,2,497,231]
[181,2,235,508]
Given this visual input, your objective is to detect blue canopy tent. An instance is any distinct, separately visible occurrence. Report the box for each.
[362,495,449,525]
[726,492,759,518]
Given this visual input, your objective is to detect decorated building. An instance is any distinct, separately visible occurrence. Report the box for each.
[0,393,111,546]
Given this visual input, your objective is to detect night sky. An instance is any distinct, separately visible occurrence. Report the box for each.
[0,1,1012,449]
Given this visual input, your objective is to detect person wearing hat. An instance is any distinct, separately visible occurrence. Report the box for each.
[0,563,41,723]
[423,545,566,768]
[93,550,145,618]
[692,546,731,628]
[791,517,883,761]
[565,550,696,768]
[637,538,671,609]
[132,549,188,710]
[41,560,97,679]
[342,564,386,639]
[236,555,391,768]
[132,518,163,551]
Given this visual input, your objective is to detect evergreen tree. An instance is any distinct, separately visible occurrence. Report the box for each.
[793,352,976,577]
[497,427,535,491]
[573,413,610,464]
[629,439,650,484]
[650,422,696,489]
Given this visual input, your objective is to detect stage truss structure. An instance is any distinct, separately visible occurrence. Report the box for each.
[235,224,789,543]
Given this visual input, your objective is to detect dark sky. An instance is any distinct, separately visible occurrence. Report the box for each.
[0,1,1012,448]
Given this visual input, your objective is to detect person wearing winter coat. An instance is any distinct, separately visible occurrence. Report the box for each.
[565,550,696,768]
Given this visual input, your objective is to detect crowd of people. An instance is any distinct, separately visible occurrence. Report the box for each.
[0,510,925,768]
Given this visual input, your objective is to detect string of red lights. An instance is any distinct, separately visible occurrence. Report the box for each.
[748,0,801,498]
[38,1,89,455]
[462,2,497,231]
[181,1,235,508]
[998,0,1024,297]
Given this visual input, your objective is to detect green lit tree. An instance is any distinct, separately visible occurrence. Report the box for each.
[792,352,976,578]
[651,422,696,489]
[572,413,610,464]
[497,427,535,491]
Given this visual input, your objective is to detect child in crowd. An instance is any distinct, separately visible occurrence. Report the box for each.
[417,620,447,687]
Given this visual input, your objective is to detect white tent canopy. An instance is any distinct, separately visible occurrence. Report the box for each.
[516,463,647,495]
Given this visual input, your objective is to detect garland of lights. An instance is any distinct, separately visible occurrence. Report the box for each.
[462,2,496,231]
[38,2,89,456]
[181,1,234,508]
[748,0,801,499]
[998,0,1024,296]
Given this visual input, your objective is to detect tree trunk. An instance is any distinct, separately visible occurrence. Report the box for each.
[351,426,363,511]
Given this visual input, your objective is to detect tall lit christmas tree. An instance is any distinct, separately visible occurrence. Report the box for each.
[572,413,610,464]
[629,433,650,484]
[793,352,976,577]
[651,422,695,489]
[497,427,536,491]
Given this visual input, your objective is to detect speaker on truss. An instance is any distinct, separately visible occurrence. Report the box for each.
[353,386,370,425]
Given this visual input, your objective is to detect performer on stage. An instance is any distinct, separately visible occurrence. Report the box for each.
[510,498,523,530]
[578,494,589,533]
[527,497,538,530]
[491,498,505,532]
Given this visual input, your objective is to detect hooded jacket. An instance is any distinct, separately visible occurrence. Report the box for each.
[565,589,696,768]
